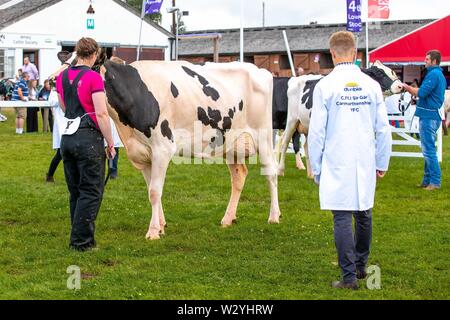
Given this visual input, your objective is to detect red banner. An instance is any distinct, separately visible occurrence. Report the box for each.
[368,0,391,19]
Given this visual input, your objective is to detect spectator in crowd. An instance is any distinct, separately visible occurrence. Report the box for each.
[308,31,391,290]
[56,37,115,251]
[15,68,23,82]
[108,118,123,179]
[12,72,30,134]
[38,79,53,132]
[22,56,39,81]
[403,50,446,190]
[26,79,39,133]
[0,78,8,121]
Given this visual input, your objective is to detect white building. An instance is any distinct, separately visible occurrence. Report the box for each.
[0,0,173,84]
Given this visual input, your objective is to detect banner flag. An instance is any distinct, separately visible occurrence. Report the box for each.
[145,0,164,15]
[368,0,391,19]
[347,0,362,32]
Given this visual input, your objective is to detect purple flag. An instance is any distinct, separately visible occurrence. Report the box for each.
[346,0,362,32]
[145,0,164,15]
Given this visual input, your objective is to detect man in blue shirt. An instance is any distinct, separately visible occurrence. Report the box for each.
[403,50,446,190]
[12,71,30,134]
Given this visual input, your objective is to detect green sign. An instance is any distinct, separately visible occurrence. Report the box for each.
[87,19,95,30]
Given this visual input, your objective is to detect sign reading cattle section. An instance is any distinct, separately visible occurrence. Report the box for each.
[0,0,448,306]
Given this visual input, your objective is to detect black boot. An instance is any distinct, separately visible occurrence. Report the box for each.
[331,280,358,290]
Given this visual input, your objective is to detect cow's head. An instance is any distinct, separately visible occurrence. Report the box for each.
[49,48,107,85]
[362,60,403,95]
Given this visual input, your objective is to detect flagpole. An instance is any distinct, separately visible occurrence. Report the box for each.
[240,0,244,62]
[136,0,146,61]
[365,0,369,68]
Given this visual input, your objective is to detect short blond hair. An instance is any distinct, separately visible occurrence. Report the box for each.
[329,31,356,57]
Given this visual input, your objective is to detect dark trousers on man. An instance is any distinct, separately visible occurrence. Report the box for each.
[60,127,106,250]
[332,209,372,283]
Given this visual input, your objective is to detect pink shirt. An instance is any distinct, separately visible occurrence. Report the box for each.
[56,66,104,128]
[22,62,39,80]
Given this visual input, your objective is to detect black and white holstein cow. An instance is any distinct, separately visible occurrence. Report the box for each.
[272,77,305,170]
[101,61,280,239]
[277,61,404,177]
[52,53,281,240]
[98,59,281,240]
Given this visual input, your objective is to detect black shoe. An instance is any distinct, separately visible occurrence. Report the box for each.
[357,269,367,279]
[46,174,54,183]
[331,280,358,290]
[69,244,97,252]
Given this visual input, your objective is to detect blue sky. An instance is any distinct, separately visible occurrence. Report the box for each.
[157,0,450,31]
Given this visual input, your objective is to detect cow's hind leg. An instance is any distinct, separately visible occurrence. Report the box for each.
[221,163,248,227]
[143,154,171,240]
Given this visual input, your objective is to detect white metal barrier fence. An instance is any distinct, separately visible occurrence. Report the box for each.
[389,114,443,163]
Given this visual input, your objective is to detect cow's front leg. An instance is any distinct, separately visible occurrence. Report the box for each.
[145,155,171,240]
[303,137,314,179]
[295,153,306,170]
[222,163,248,227]
[158,201,166,235]
[277,118,299,176]
[293,131,306,170]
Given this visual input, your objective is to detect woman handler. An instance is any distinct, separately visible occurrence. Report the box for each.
[56,37,116,251]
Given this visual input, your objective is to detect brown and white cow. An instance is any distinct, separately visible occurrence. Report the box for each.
[277,61,404,177]
[97,59,281,240]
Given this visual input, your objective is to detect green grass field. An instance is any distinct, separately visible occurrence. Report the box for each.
[0,109,449,300]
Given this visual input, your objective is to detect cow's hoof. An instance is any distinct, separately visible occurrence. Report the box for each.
[277,168,285,176]
[145,232,160,240]
[221,218,236,228]
[268,217,280,224]
[296,163,306,170]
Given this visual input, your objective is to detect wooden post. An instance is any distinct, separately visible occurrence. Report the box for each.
[213,37,219,62]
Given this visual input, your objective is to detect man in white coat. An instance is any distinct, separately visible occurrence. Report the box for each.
[308,31,392,290]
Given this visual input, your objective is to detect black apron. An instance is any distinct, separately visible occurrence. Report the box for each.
[61,66,99,131]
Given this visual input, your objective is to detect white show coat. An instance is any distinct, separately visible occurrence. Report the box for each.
[48,89,64,149]
[308,64,392,211]
[105,118,124,148]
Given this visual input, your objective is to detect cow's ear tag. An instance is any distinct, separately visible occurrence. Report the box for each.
[62,116,81,135]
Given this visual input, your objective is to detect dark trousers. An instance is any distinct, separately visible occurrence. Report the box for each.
[110,147,119,175]
[60,128,106,250]
[47,148,62,177]
[26,107,39,132]
[332,209,372,283]
[292,131,300,154]
[41,108,54,132]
